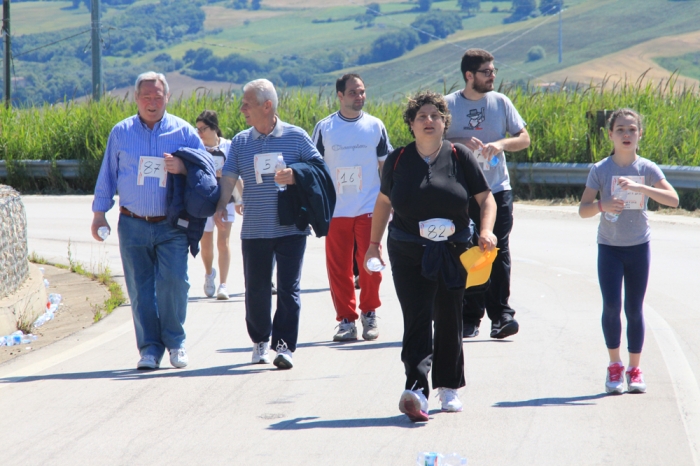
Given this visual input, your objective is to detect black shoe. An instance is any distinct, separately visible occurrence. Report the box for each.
[463,322,480,338]
[354,275,360,290]
[490,314,519,339]
[271,282,277,295]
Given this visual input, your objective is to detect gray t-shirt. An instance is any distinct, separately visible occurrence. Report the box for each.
[445,90,526,194]
[585,156,665,246]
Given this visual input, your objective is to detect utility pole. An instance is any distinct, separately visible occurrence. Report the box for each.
[558,5,563,64]
[3,0,10,108]
[91,0,102,101]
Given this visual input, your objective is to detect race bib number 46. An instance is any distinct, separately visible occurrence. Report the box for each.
[419,218,455,242]
[254,152,282,184]
[137,156,167,188]
[336,166,362,193]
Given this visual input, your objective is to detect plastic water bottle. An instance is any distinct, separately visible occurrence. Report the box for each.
[605,184,628,223]
[275,155,287,192]
[98,226,110,241]
[366,257,385,272]
[489,155,499,167]
[417,452,443,465]
[443,453,468,465]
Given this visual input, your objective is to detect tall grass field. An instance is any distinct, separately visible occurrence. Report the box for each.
[1,79,699,207]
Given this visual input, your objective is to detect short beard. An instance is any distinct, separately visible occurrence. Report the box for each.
[471,80,494,94]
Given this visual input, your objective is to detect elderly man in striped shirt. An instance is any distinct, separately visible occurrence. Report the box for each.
[91,71,204,370]
[215,79,324,370]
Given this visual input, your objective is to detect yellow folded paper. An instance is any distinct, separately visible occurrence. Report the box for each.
[460,246,499,289]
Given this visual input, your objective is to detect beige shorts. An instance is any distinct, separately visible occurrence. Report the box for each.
[204,203,235,233]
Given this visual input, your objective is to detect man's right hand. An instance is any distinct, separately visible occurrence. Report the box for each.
[91,212,110,242]
[213,207,229,229]
[452,136,484,153]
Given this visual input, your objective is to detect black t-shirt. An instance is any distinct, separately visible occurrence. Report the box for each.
[380,141,489,237]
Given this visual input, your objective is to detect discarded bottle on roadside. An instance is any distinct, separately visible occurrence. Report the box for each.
[48,293,62,306]
[443,453,467,465]
[417,452,443,466]
[605,183,628,223]
[275,155,287,192]
[98,226,110,241]
[366,257,385,272]
[2,331,37,346]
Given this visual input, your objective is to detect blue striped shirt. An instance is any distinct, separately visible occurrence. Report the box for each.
[222,119,322,239]
[92,112,204,216]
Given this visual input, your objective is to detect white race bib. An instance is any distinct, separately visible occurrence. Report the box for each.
[336,166,362,193]
[474,149,490,171]
[212,155,225,172]
[137,156,167,188]
[254,152,282,184]
[612,176,645,210]
[419,218,455,242]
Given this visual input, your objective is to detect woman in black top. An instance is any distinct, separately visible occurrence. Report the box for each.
[364,91,497,422]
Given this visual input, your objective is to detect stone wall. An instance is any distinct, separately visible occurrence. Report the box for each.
[0,185,29,299]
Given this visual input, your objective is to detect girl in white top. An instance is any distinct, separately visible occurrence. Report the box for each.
[196,110,239,300]
[578,108,678,394]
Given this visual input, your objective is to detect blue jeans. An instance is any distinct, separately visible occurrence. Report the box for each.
[242,235,306,352]
[118,214,190,361]
[598,242,650,354]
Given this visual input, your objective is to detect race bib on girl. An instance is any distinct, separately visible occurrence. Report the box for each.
[419,218,455,242]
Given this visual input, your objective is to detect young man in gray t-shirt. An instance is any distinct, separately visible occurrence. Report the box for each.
[445,48,531,340]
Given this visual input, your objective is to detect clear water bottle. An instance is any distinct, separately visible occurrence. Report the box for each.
[417,452,443,465]
[98,226,110,241]
[489,155,499,167]
[275,155,287,192]
[366,257,385,272]
[604,184,628,223]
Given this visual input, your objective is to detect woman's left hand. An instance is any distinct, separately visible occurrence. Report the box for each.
[478,230,497,251]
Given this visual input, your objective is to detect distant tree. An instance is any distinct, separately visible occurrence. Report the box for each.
[418,0,432,12]
[355,13,375,28]
[512,0,536,16]
[527,45,546,61]
[251,0,261,10]
[366,2,381,16]
[458,0,480,15]
[411,11,463,43]
[539,0,562,15]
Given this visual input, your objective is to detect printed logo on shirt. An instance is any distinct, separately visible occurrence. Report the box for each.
[464,107,486,130]
[331,144,369,151]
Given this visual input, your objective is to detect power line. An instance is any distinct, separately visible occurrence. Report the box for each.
[12,29,90,58]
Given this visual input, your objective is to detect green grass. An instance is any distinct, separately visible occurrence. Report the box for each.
[655,53,700,81]
[11,0,122,35]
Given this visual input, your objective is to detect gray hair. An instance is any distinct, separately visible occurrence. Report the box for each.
[135,71,170,96]
[243,79,278,112]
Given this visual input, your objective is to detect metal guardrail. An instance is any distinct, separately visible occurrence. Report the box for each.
[1,160,700,189]
[507,163,700,189]
[0,160,81,179]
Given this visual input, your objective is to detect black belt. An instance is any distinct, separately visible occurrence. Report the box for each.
[120,206,166,223]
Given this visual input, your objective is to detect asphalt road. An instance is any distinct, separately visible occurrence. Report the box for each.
[2,196,699,465]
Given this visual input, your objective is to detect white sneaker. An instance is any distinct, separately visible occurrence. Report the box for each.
[399,388,429,422]
[216,283,229,300]
[333,319,357,341]
[204,268,216,297]
[437,388,463,412]
[137,354,159,370]
[252,341,271,364]
[273,339,294,369]
[626,367,647,393]
[360,311,379,341]
[605,362,625,394]
[169,348,188,368]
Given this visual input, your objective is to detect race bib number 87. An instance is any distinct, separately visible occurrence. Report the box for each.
[419,218,455,242]
[137,156,167,188]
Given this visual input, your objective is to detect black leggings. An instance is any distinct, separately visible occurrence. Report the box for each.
[388,237,466,397]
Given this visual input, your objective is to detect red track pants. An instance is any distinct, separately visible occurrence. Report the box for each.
[325,214,382,322]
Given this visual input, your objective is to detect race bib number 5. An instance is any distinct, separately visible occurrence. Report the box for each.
[254,152,282,184]
[336,166,362,193]
[419,218,455,242]
[137,156,167,188]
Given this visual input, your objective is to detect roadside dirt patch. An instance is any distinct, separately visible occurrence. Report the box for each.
[0,265,111,365]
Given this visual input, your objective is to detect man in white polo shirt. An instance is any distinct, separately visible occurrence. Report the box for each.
[312,73,391,342]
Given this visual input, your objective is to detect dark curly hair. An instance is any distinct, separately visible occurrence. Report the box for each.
[196,109,222,137]
[402,90,451,138]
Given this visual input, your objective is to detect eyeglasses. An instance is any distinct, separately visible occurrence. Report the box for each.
[196,125,209,133]
[474,68,498,77]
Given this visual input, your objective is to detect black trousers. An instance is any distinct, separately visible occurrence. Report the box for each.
[463,189,515,324]
[388,236,466,397]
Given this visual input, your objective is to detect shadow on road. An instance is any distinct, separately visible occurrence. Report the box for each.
[267,415,424,430]
[493,393,609,407]
[217,340,403,354]
[0,362,276,384]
